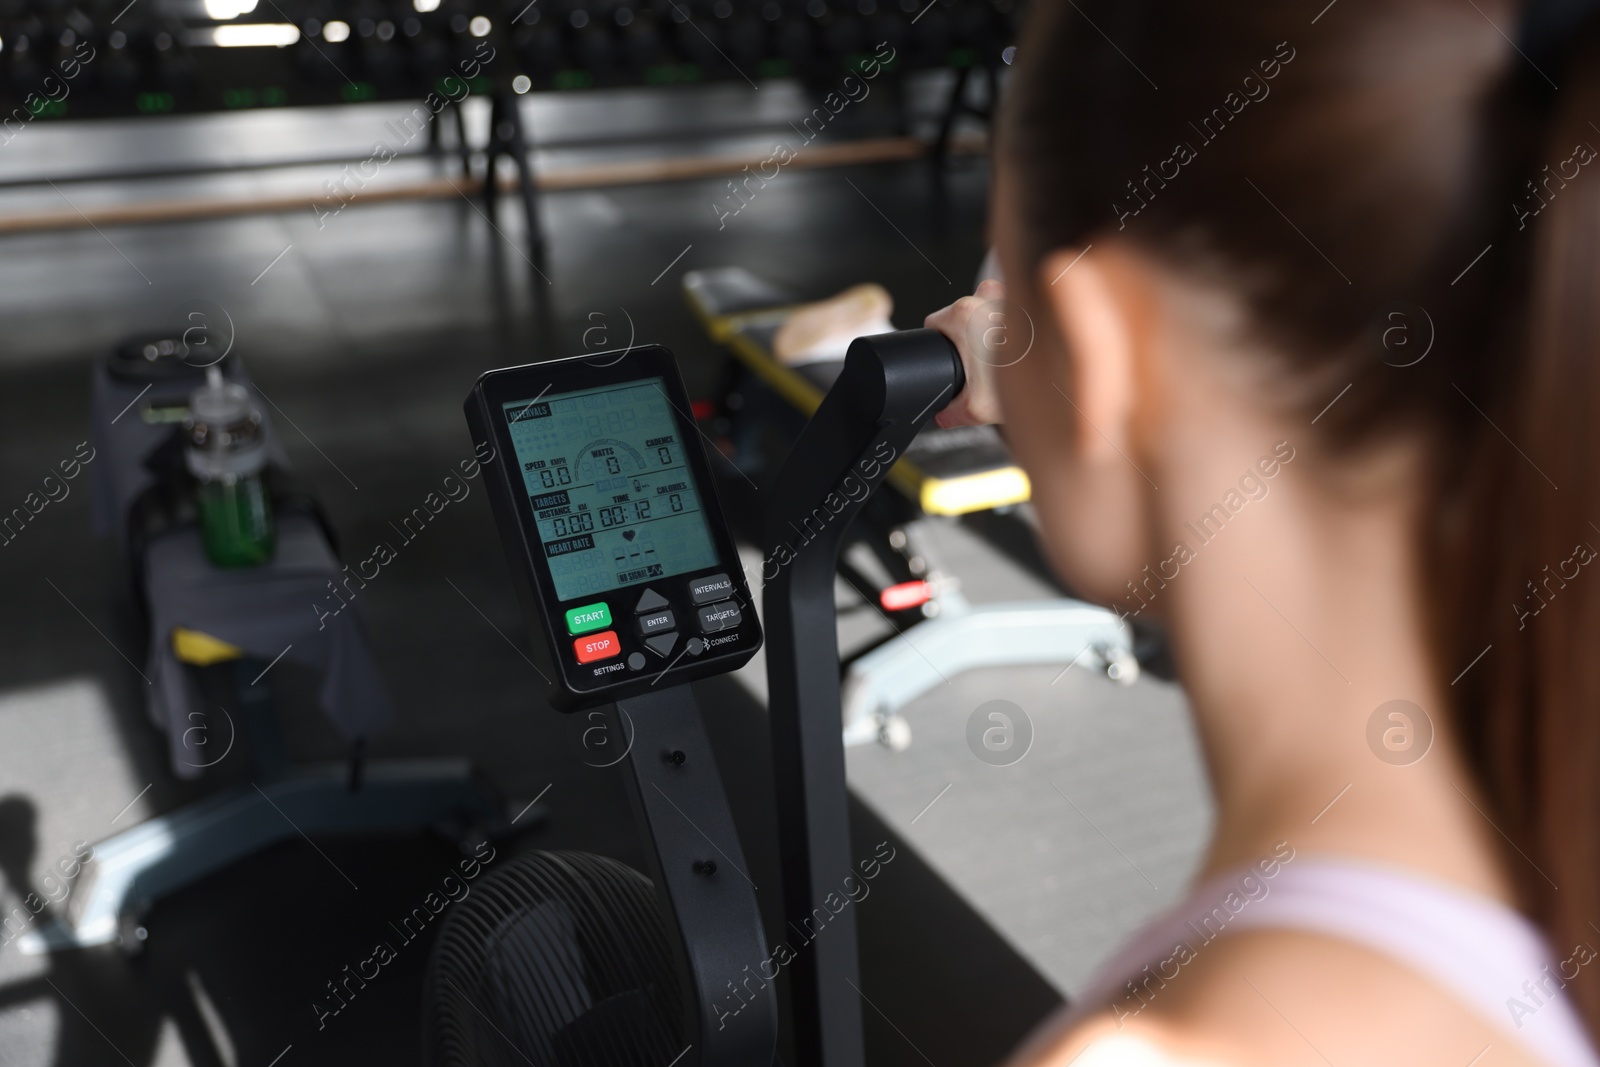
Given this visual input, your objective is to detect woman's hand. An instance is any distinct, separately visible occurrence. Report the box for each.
[924,278,1008,428]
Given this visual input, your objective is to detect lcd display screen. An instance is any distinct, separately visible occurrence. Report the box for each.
[502,377,720,601]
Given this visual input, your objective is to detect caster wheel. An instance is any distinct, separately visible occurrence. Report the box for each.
[878,715,912,752]
[117,912,149,958]
[1101,646,1140,686]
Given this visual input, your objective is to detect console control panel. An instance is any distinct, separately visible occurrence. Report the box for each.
[465,346,761,710]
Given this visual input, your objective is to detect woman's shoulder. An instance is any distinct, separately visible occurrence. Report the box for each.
[1014,927,1549,1067]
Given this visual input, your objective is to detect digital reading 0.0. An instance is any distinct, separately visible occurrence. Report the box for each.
[502,377,720,602]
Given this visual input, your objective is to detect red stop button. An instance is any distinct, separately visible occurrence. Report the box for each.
[574,630,621,664]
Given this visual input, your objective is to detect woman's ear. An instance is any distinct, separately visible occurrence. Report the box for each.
[1035,247,1142,463]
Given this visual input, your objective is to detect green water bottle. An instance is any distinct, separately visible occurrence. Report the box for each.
[186,372,275,568]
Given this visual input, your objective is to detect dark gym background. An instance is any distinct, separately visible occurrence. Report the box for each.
[0,53,1211,1067]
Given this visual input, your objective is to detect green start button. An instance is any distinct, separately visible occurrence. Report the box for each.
[565,602,613,635]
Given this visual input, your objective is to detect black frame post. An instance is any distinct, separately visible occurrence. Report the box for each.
[762,330,964,1067]
[610,686,778,1067]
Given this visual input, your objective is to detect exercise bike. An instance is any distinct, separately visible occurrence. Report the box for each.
[424,329,1059,1066]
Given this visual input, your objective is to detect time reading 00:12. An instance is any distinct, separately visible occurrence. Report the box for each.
[502,376,722,602]
[541,492,690,538]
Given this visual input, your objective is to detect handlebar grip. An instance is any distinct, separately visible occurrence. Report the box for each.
[946,330,968,403]
[842,327,966,423]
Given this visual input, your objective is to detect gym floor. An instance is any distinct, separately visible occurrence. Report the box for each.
[0,80,1211,1066]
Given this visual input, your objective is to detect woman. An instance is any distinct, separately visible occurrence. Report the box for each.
[926,1,1600,1064]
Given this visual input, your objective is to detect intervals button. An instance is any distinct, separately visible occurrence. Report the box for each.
[637,609,676,636]
[696,601,742,633]
[689,573,733,605]
[565,602,612,635]
[573,631,621,664]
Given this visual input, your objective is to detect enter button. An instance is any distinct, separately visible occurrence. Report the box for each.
[637,609,676,636]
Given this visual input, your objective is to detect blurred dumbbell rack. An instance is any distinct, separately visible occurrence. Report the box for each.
[0,0,1015,262]
[0,0,1016,113]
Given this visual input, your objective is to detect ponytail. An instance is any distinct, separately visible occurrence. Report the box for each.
[1445,25,1600,1038]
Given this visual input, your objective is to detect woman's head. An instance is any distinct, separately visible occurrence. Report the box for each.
[989,0,1600,1033]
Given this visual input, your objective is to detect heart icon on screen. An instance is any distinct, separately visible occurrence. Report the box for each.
[623,530,636,541]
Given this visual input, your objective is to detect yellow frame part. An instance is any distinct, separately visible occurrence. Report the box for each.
[688,300,1033,517]
[171,627,243,666]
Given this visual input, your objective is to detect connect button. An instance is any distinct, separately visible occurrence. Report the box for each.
[697,601,742,633]
[565,602,612,635]
[573,630,621,664]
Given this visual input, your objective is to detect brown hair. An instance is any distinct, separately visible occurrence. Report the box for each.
[1000,0,1600,1036]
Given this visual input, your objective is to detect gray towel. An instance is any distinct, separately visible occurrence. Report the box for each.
[142,514,395,778]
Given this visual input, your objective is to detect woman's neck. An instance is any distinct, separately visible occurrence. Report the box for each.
[1151,428,1517,904]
